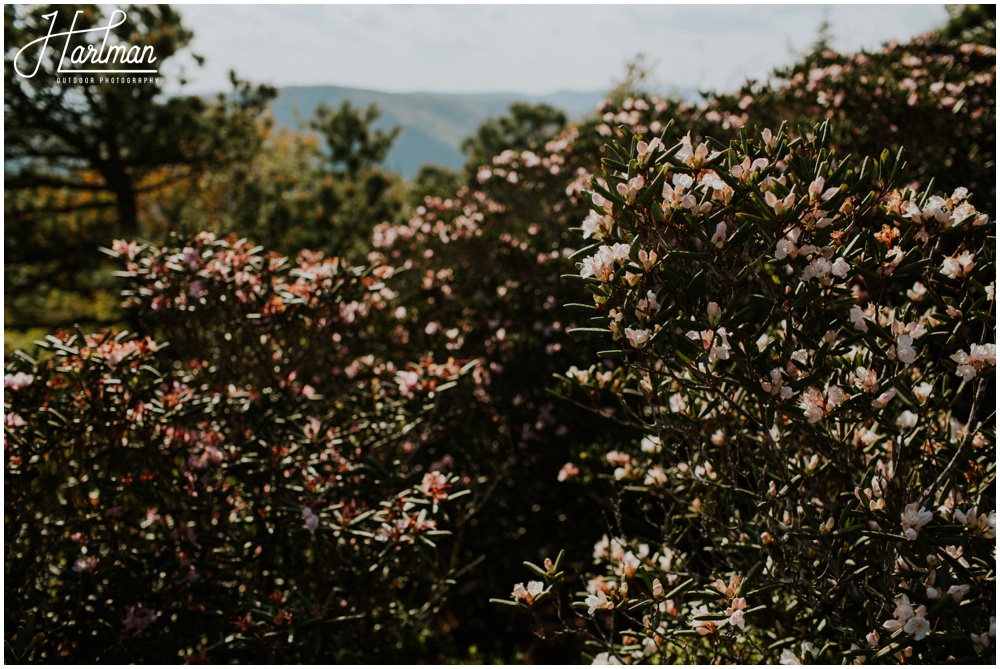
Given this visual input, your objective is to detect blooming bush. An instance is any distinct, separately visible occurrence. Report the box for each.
[4,234,477,662]
[5,13,996,665]
[511,122,995,663]
[703,21,996,215]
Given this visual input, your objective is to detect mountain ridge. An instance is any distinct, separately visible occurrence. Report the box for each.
[267,84,608,178]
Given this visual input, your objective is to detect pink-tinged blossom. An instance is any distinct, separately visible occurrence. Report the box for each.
[617,551,641,578]
[900,503,933,540]
[616,175,645,204]
[585,588,614,615]
[71,556,99,573]
[912,381,933,404]
[940,250,975,279]
[872,388,896,409]
[765,189,796,215]
[801,256,832,281]
[557,462,579,482]
[852,367,879,393]
[707,301,722,325]
[625,327,650,349]
[800,385,845,423]
[396,369,420,397]
[637,248,657,271]
[581,210,611,240]
[635,137,663,164]
[774,238,798,260]
[947,584,971,602]
[4,372,34,390]
[950,343,996,381]
[907,282,927,301]
[419,471,450,501]
[850,304,874,332]
[708,328,732,363]
[711,221,727,248]
[727,597,748,630]
[689,604,719,636]
[511,580,544,606]
[894,335,918,364]
[580,244,629,282]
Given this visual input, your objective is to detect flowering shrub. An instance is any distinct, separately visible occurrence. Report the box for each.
[703,23,996,215]
[4,234,477,662]
[511,123,995,663]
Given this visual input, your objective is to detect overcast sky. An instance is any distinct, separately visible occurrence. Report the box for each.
[164,3,950,96]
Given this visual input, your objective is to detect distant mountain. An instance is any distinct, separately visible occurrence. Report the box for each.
[268,85,607,179]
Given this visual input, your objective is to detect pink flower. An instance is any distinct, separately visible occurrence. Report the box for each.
[512,580,545,606]
[625,327,650,349]
[3,372,34,390]
[419,471,450,501]
[557,462,580,482]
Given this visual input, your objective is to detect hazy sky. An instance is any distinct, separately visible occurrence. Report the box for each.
[164,3,950,96]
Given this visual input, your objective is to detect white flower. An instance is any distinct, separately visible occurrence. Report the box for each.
[618,551,641,578]
[802,256,832,281]
[512,580,545,605]
[708,328,732,363]
[3,372,34,390]
[896,410,918,431]
[779,648,801,665]
[625,327,651,349]
[638,248,658,271]
[913,381,932,404]
[592,652,622,665]
[582,211,609,240]
[947,584,970,602]
[852,367,879,393]
[850,304,873,332]
[830,257,850,278]
[640,435,661,453]
[951,343,996,381]
[872,388,896,409]
[903,615,931,641]
[900,503,933,540]
[940,250,974,279]
[636,137,663,163]
[707,301,722,324]
[895,335,917,364]
[585,588,614,615]
[71,556,98,573]
[775,238,797,260]
[727,597,748,630]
